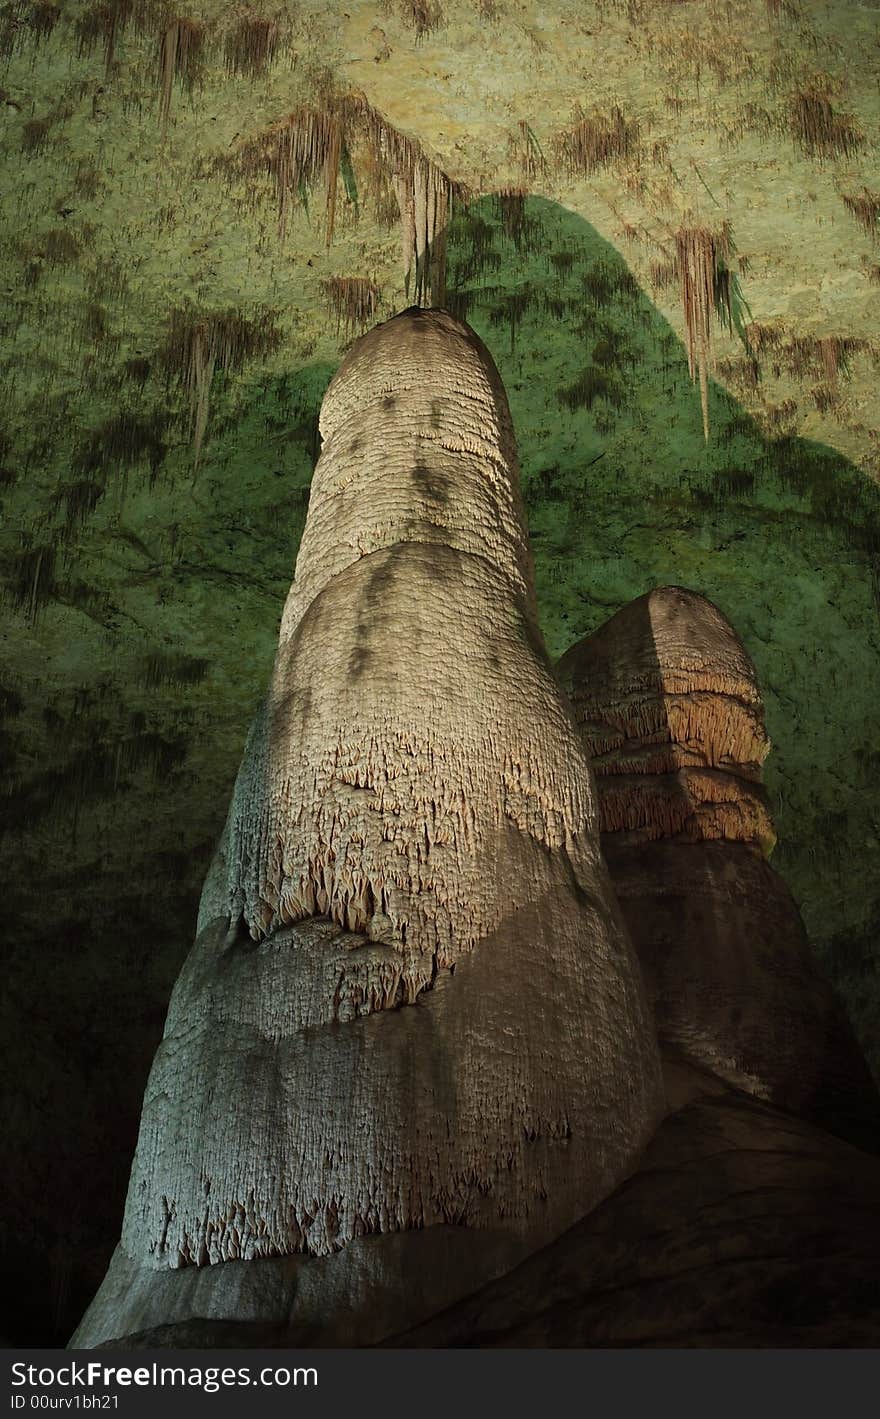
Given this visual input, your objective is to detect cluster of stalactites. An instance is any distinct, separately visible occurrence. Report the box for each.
[557,585,775,852]
[394,160,451,307]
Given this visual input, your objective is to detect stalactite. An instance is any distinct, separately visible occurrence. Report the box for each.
[555,104,639,176]
[28,0,58,39]
[746,321,869,384]
[43,228,81,266]
[790,81,864,159]
[74,0,158,71]
[319,276,380,336]
[138,651,209,688]
[121,355,151,384]
[841,188,880,237]
[649,257,678,292]
[223,15,279,78]
[159,306,282,464]
[73,410,167,482]
[672,221,751,440]
[493,187,539,254]
[224,106,345,242]
[676,227,716,441]
[0,0,60,56]
[558,365,623,412]
[323,112,343,246]
[811,382,841,415]
[221,95,460,301]
[7,543,57,620]
[158,17,204,126]
[60,479,104,536]
[715,353,760,394]
[341,94,459,304]
[399,0,443,40]
[512,120,547,182]
[188,323,213,467]
[72,157,104,199]
[20,114,54,155]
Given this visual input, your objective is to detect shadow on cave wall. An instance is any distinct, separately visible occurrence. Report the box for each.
[1,195,879,1345]
[0,359,335,1345]
[445,194,880,1043]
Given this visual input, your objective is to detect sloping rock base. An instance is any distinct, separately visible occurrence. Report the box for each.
[82,1087,880,1349]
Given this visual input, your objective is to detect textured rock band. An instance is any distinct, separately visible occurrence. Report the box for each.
[74,310,880,1350]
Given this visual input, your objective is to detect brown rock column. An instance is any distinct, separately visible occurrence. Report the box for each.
[558,585,880,1153]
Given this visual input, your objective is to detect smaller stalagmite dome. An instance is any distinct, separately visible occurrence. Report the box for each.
[557,585,775,852]
[558,585,880,1154]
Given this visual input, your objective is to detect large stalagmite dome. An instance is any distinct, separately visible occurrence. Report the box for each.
[74,309,663,1348]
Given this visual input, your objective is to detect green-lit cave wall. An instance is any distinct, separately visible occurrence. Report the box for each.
[1,0,878,1343]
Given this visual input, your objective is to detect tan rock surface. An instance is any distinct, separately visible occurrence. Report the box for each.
[558,585,774,848]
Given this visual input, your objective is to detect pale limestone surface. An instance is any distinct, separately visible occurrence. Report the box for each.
[75,310,663,1346]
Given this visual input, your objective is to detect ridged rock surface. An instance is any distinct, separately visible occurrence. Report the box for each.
[75,309,663,1345]
[557,585,775,851]
[558,587,880,1151]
